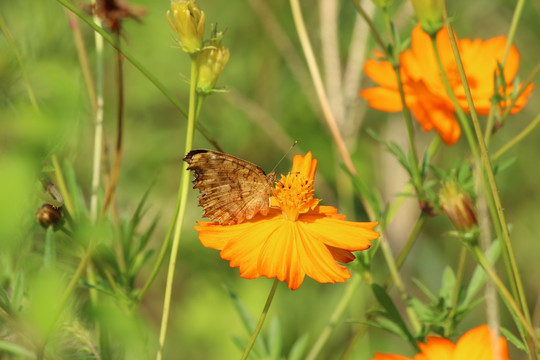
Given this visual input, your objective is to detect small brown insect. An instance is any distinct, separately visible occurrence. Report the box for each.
[184,149,277,225]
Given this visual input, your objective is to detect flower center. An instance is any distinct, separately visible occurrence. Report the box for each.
[273,173,320,221]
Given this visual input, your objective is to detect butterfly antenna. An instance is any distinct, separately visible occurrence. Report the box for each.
[270,141,297,173]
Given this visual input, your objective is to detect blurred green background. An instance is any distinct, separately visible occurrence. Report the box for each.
[1,0,539,359]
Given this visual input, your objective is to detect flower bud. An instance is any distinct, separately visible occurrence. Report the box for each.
[410,0,445,36]
[36,204,62,229]
[439,181,477,232]
[167,0,205,54]
[196,38,230,95]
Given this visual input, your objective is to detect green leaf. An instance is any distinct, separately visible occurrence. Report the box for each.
[225,285,267,356]
[500,327,526,352]
[267,317,282,360]
[43,227,56,269]
[407,297,433,323]
[412,278,437,303]
[287,334,308,360]
[11,272,24,312]
[460,240,501,309]
[0,340,35,359]
[371,284,417,346]
[492,157,516,176]
[438,266,456,304]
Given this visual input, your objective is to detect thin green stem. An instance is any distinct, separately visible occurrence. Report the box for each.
[350,0,386,53]
[380,235,421,334]
[305,275,362,360]
[444,245,467,337]
[88,12,104,222]
[384,214,426,288]
[240,279,279,360]
[136,204,178,304]
[56,0,186,115]
[492,113,540,161]
[470,244,540,351]
[394,67,423,196]
[378,8,423,198]
[51,155,75,220]
[484,0,526,145]
[101,32,125,216]
[156,56,198,360]
[137,89,210,305]
[56,0,222,149]
[429,35,480,161]
[444,19,534,351]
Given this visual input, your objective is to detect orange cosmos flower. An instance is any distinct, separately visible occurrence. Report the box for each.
[361,25,533,145]
[372,324,511,360]
[194,152,380,290]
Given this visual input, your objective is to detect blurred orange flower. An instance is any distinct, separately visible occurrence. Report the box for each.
[195,152,380,290]
[372,324,511,360]
[361,25,533,145]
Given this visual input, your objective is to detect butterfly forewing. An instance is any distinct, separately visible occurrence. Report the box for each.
[184,149,276,224]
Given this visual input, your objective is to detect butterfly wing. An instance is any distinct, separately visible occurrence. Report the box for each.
[184,150,276,224]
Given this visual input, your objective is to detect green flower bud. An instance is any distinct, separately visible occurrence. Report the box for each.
[439,181,477,232]
[167,0,205,54]
[410,0,445,36]
[196,39,230,95]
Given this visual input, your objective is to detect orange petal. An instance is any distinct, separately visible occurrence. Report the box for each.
[292,151,317,181]
[297,214,379,251]
[256,220,306,289]
[364,58,398,89]
[256,220,354,289]
[360,87,403,112]
[453,325,510,360]
[508,82,534,114]
[407,88,460,145]
[408,25,441,83]
[416,337,454,360]
[326,246,356,263]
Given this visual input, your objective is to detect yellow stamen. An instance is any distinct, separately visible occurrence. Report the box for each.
[273,173,320,221]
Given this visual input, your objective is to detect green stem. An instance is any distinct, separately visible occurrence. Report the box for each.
[240,279,279,360]
[384,214,426,288]
[379,9,423,198]
[350,0,386,53]
[137,88,211,305]
[394,66,424,197]
[470,244,540,351]
[429,35,480,161]
[135,203,178,304]
[444,245,467,336]
[305,276,362,360]
[51,155,75,220]
[380,235,421,334]
[492,113,540,161]
[443,19,534,351]
[484,0,526,144]
[88,12,104,222]
[156,56,198,360]
[56,0,222,150]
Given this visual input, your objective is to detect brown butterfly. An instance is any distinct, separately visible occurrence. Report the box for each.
[184,149,277,224]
